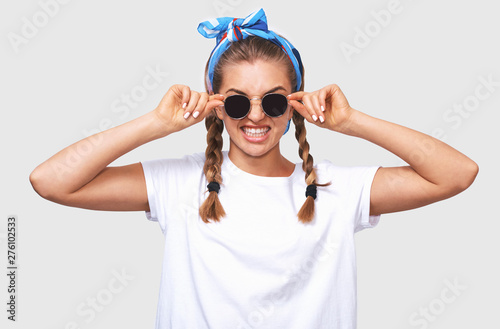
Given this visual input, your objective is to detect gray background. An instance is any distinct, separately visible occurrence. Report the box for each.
[1,0,498,328]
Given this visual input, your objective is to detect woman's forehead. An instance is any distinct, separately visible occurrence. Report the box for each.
[220,60,292,95]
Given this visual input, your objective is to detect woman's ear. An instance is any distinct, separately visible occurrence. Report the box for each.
[208,90,225,120]
[215,105,224,120]
[287,105,295,120]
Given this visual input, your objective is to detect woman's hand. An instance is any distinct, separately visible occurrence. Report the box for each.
[289,83,478,216]
[29,84,224,211]
[154,84,225,135]
[290,84,478,216]
[287,84,353,133]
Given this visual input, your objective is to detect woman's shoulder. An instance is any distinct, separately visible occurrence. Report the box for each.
[314,159,380,186]
[141,152,206,173]
[314,159,378,171]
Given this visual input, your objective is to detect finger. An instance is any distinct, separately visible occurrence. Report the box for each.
[204,98,225,113]
[203,94,225,117]
[287,91,307,101]
[289,99,305,112]
[309,94,324,123]
[209,94,225,101]
[180,85,191,110]
[178,86,192,119]
[318,87,328,113]
[302,95,319,123]
[205,94,225,111]
[184,91,201,119]
[319,86,336,124]
[192,92,209,119]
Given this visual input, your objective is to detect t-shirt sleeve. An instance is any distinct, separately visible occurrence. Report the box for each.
[354,166,381,232]
[317,162,381,233]
[140,153,205,233]
[141,159,166,224]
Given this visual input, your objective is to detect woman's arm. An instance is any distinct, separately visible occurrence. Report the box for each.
[340,110,478,215]
[288,84,479,215]
[29,85,224,211]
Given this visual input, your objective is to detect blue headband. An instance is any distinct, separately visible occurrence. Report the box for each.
[197,8,304,93]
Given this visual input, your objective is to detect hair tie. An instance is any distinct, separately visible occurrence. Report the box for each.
[207,182,221,193]
[305,184,317,200]
[197,8,303,93]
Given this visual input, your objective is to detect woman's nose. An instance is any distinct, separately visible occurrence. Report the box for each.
[246,99,266,122]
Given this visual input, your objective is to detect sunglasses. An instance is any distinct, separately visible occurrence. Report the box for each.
[223,93,289,119]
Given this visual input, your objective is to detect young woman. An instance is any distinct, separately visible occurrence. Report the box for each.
[30,8,478,329]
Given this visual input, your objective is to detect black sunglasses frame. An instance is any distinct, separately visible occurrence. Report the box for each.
[222,93,289,120]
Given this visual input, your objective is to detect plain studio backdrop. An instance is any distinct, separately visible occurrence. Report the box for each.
[1,0,498,328]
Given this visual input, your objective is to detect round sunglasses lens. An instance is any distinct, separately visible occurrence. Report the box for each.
[262,94,288,117]
[224,95,250,119]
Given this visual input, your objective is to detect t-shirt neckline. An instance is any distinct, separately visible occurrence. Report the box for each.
[222,151,302,184]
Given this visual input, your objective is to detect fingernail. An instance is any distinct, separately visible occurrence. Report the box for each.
[182,103,187,109]
[312,114,318,121]
[321,105,325,112]
[319,116,325,123]
[193,111,199,118]
[183,112,190,119]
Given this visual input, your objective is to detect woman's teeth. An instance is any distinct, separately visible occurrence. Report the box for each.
[242,127,270,137]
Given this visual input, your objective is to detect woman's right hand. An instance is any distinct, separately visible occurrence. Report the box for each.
[30,85,223,211]
[154,84,225,134]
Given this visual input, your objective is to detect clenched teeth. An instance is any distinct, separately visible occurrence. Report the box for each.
[242,127,270,137]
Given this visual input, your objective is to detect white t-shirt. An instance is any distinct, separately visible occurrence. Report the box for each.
[141,151,380,329]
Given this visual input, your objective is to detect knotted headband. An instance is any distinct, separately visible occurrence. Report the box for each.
[197,8,304,93]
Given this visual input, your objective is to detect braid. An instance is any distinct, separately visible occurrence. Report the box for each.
[199,112,226,223]
[293,111,328,223]
[200,36,307,223]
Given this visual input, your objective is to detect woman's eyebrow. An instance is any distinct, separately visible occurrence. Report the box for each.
[224,86,288,95]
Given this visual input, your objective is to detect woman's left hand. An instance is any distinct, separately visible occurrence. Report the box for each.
[288,84,353,133]
[289,86,478,217]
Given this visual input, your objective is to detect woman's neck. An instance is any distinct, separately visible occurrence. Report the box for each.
[227,146,295,177]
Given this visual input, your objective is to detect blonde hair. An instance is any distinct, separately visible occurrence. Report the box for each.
[200,36,325,223]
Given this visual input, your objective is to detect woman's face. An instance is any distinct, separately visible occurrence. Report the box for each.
[215,59,293,163]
